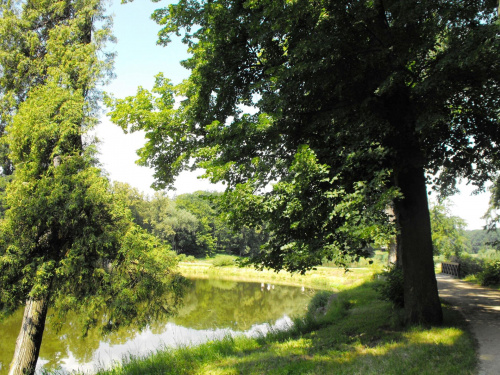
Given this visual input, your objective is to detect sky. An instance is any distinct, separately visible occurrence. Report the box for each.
[95,0,225,196]
[94,0,492,230]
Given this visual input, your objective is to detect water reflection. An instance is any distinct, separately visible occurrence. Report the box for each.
[0,278,313,374]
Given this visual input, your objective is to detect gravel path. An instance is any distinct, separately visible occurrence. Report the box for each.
[436,273,500,375]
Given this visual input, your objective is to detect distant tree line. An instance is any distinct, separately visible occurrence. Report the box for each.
[112,183,267,258]
[463,230,500,255]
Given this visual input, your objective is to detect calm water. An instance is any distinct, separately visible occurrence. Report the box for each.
[0,278,314,374]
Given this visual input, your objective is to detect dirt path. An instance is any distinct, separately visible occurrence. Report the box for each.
[436,274,500,375]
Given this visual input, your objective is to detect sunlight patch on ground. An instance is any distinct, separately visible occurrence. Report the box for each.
[405,327,463,346]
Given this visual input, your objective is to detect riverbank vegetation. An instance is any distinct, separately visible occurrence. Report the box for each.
[178,256,379,290]
[77,265,476,375]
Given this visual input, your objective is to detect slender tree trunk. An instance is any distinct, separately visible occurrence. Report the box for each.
[394,164,443,325]
[388,237,402,267]
[386,204,402,267]
[8,297,50,375]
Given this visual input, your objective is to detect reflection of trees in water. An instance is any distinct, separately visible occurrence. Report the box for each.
[1,308,174,372]
[173,279,311,331]
[0,308,24,374]
[0,279,312,374]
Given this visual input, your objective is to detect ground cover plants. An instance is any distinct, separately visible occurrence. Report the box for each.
[57,263,477,375]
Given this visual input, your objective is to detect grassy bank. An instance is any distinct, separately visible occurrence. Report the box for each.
[84,263,476,375]
[177,255,381,291]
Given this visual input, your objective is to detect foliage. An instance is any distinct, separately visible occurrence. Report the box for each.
[476,248,500,260]
[0,4,186,372]
[107,0,499,324]
[430,201,470,258]
[376,265,404,308]
[477,261,500,287]
[211,255,236,267]
[113,185,266,258]
[0,0,114,176]
[464,229,500,254]
[111,182,150,228]
[484,175,500,236]
[177,254,196,262]
[308,291,334,313]
[449,255,485,279]
[0,174,12,217]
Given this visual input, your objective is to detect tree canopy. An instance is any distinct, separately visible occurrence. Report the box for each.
[107,0,499,324]
[113,184,266,257]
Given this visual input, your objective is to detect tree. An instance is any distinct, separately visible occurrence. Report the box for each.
[430,201,470,259]
[108,0,500,324]
[0,1,185,374]
[146,193,200,254]
[465,228,500,253]
[111,181,150,228]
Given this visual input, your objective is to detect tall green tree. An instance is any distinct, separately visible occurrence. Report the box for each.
[0,1,184,374]
[430,201,469,259]
[108,0,500,324]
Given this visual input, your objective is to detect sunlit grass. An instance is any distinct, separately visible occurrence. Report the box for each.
[178,258,382,290]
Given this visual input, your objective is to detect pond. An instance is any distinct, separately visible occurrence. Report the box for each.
[0,278,315,374]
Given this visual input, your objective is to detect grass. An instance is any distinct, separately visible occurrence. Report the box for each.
[73,264,477,375]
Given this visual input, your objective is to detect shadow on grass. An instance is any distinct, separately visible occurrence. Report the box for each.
[94,280,477,375]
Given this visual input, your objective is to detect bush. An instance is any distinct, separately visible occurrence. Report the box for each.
[212,255,236,267]
[307,291,334,313]
[477,248,500,260]
[177,254,196,262]
[376,265,404,308]
[477,261,500,286]
[449,255,484,278]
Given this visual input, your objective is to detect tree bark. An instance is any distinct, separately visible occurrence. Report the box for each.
[386,204,402,268]
[8,297,50,375]
[394,164,443,325]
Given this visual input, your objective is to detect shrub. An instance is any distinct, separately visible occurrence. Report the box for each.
[212,255,236,267]
[307,291,333,313]
[449,255,484,278]
[376,265,404,308]
[177,254,196,262]
[477,261,500,286]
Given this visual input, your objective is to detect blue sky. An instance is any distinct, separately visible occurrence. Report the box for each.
[95,0,225,198]
[94,0,491,230]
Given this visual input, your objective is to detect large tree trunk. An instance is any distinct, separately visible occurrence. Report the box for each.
[394,164,443,325]
[8,297,50,375]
